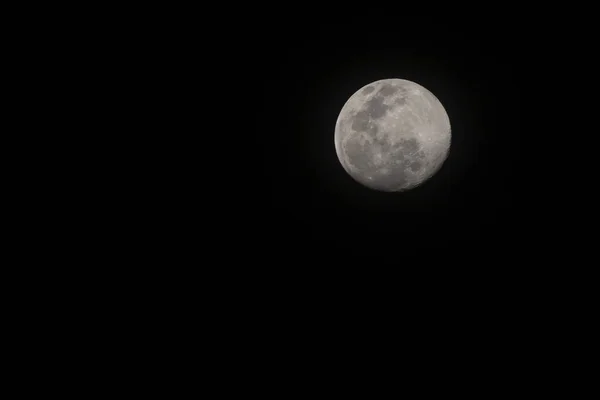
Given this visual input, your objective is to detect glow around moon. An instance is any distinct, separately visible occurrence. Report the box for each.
[334,78,451,192]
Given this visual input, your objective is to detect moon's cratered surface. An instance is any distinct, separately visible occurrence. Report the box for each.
[334,78,451,192]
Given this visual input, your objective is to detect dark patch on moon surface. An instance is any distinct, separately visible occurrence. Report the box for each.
[400,137,419,154]
[366,124,378,136]
[393,139,423,166]
[343,138,372,173]
[375,152,409,190]
[373,137,391,153]
[394,96,407,106]
[410,161,422,172]
[392,146,405,161]
[362,85,375,94]
[364,96,389,119]
[393,87,409,105]
[378,84,397,96]
[351,110,370,132]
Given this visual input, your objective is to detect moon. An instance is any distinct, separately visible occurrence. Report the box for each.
[334,78,451,192]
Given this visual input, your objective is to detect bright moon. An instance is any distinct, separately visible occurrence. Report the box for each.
[334,78,451,192]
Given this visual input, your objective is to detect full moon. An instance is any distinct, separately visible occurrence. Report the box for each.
[334,78,451,192]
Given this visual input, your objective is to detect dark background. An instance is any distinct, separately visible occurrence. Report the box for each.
[19,7,595,362]
[243,14,534,262]
[10,6,595,367]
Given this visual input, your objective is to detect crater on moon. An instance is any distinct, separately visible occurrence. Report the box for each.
[334,78,451,192]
